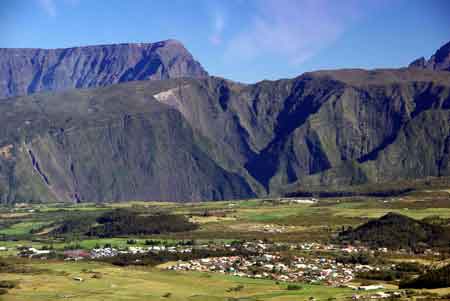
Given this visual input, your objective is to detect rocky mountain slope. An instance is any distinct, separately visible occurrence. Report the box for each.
[409,41,450,71]
[0,41,449,203]
[0,81,253,203]
[0,39,207,99]
[0,66,449,203]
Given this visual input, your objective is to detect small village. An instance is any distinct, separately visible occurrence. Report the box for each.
[167,254,370,285]
[3,240,399,290]
[7,240,382,261]
[167,255,409,300]
[160,242,392,287]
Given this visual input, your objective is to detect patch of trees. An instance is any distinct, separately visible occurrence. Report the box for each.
[50,215,96,236]
[88,209,197,237]
[357,269,418,282]
[358,262,425,282]
[399,264,450,289]
[51,209,197,238]
[335,253,380,265]
[286,284,302,290]
[338,212,450,250]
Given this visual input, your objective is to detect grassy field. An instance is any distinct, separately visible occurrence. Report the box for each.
[2,260,448,301]
[1,259,449,301]
[0,260,356,301]
[0,222,52,236]
[2,193,450,244]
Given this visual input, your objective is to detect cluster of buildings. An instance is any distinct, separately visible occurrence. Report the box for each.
[88,244,195,259]
[2,240,423,299]
[88,247,119,259]
[11,240,387,261]
[166,254,379,286]
[278,198,318,204]
[351,290,403,300]
[17,246,52,258]
[14,243,198,260]
[8,240,406,288]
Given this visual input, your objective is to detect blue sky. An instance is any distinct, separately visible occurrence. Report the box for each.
[1,0,449,83]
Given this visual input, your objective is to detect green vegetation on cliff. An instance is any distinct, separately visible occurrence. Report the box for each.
[0,67,449,203]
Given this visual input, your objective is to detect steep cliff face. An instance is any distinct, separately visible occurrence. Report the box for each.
[0,67,449,203]
[276,69,450,190]
[0,39,208,99]
[0,82,253,203]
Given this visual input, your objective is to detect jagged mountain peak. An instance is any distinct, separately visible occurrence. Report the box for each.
[409,40,450,72]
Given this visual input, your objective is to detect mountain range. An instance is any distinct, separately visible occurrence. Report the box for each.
[0,39,207,99]
[0,40,449,203]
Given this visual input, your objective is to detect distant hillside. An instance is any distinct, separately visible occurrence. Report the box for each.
[338,212,450,249]
[0,39,207,99]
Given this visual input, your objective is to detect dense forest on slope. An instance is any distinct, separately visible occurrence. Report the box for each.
[338,212,450,250]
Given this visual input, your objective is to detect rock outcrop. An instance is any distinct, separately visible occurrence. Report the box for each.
[409,41,450,72]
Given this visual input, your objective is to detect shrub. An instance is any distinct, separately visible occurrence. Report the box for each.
[0,280,17,289]
[227,284,244,292]
[144,239,162,246]
[286,284,302,290]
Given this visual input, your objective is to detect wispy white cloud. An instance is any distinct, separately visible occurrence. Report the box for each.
[37,0,57,17]
[209,11,225,46]
[224,0,368,65]
[37,0,80,17]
